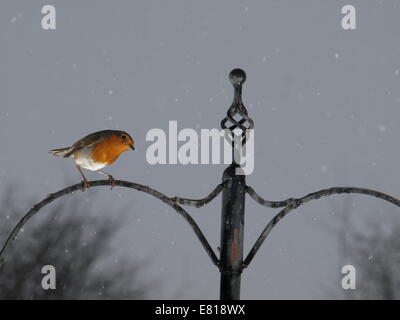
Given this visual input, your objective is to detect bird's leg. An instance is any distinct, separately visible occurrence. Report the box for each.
[76,165,89,192]
[96,170,116,189]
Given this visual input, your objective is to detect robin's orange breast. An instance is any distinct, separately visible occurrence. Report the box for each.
[90,135,130,165]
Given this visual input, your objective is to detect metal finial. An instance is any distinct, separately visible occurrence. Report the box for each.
[221,69,254,146]
[229,68,246,86]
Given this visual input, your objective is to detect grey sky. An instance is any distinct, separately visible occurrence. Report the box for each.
[1,0,400,299]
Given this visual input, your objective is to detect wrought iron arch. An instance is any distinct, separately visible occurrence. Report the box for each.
[2,69,400,301]
[243,186,400,268]
[0,180,224,268]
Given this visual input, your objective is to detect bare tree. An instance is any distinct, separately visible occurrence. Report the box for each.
[0,186,153,299]
[332,197,400,299]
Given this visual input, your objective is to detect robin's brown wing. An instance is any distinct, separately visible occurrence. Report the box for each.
[63,130,116,158]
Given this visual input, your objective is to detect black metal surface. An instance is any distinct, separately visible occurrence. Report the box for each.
[219,68,250,300]
[3,68,400,300]
[0,180,221,268]
[243,185,400,268]
[219,163,246,300]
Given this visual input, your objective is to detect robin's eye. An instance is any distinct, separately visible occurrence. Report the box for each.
[121,135,127,140]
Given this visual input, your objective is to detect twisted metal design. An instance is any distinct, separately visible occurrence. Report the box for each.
[221,69,254,146]
[2,68,400,291]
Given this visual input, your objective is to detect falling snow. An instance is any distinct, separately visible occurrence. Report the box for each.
[378,124,387,133]
[1,2,399,300]
[11,13,23,24]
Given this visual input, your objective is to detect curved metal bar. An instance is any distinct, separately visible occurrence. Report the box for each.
[0,180,220,268]
[171,182,227,208]
[243,186,400,268]
[246,186,296,208]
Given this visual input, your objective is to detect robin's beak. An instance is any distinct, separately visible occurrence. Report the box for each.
[130,145,135,150]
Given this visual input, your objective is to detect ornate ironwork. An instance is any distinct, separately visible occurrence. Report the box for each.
[221,68,254,147]
[2,68,400,301]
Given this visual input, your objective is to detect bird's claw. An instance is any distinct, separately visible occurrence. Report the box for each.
[108,176,117,189]
[81,179,89,192]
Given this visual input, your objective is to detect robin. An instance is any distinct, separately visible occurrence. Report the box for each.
[49,130,135,191]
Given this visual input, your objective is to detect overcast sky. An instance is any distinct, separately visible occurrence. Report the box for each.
[1,0,400,299]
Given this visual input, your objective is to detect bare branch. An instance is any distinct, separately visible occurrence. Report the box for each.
[243,186,400,268]
[0,180,220,268]
[171,182,227,208]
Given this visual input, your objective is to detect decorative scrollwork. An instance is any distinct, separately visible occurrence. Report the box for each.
[171,181,227,208]
[221,68,254,146]
[243,186,400,268]
[0,180,221,268]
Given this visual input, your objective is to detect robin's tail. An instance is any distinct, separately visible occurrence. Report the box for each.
[49,147,72,157]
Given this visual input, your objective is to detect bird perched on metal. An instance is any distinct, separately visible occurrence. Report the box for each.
[49,130,135,191]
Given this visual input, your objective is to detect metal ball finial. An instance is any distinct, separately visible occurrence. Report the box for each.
[229,68,246,86]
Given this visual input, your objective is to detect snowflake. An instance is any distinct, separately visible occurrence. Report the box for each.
[378,124,386,133]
